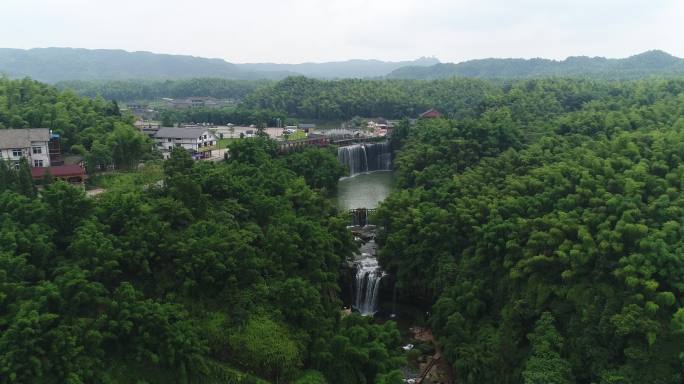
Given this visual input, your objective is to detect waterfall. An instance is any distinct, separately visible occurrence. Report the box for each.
[338,142,391,176]
[351,209,369,226]
[354,254,384,316]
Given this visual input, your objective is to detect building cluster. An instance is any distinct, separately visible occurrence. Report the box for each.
[124,97,239,121]
[144,122,322,159]
[0,128,86,184]
[161,97,236,110]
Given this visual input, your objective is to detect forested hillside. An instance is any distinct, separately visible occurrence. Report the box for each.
[6,73,684,383]
[0,78,152,170]
[0,48,291,82]
[388,50,684,80]
[235,57,439,79]
[56,78,270,102]
[0,48,436,82]
[377,79,684,383]
[0,138,405,383]
[240,76,498,120]
[4,48,684,84]
[62,76,500,126]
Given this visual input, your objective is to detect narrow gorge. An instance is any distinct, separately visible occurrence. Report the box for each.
[336,141,392,316]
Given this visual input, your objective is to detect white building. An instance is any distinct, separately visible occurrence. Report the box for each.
[153,127,218,159]
[0,128,51,168]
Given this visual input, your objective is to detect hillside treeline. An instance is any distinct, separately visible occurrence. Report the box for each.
[378,79,684,383]
[1,140,405,383]
[0,78,153,170]
[57,78,268,102]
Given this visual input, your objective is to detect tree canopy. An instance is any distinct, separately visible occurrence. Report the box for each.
[377,78,684,383]
[0,77,154,170]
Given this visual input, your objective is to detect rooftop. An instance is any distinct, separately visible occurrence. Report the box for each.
[0,128,51,148]
[419,109,443,118]
[154,127,210,139]
[31,165,86,179]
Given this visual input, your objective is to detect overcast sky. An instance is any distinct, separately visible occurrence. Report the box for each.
[1,0,682,64]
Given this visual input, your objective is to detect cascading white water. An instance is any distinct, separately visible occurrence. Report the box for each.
[354,254,385,316]
[338,142,391,176]
[338,144,391,315]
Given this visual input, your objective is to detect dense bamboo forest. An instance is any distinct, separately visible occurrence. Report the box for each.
[3,76,684,383]
[378,78,684,383]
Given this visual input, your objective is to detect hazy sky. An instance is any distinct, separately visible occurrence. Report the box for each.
[1,0,682,63]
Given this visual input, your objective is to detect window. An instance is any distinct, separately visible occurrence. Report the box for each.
[33,160,43,167]
[167,138,172,142]
[12,149,22,157]
[32,146,43,154]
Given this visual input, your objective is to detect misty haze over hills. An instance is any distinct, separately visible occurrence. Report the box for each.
[0,48,438,82]
[235,57,439,79]
[388,50,684,79]
[0,47,683,83]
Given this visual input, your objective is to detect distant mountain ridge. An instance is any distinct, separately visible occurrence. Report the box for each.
[235,57,439,79]
[387,50,684,79]
[1,48,682,83]
[0,48,292,82]
[0,47,437,82]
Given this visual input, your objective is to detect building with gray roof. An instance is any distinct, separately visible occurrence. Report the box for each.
[0,128,52,168]
[153,127,218,159]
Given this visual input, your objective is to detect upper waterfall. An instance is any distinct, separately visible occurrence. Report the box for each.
[338,141,392,176]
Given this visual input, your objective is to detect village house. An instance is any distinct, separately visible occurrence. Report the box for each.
[124,103,157,120]
[31,164,87,185]
[0,128,86,184]
[135,120,161,139]
[419,108,443,119]
[0,128,52,168]
[298,123,316,133]
[153,127,218,159]
[162,97,235,110]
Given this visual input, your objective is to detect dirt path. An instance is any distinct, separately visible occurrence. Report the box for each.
[409,327,454,384]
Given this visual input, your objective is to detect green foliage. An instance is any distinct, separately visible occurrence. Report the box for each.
[0,78,152,172]
[15,158,35,197]
[241,76,497,120]
[387,50,684,80]
[18,74,684,384]
[229,316,302,382]
[375,370,405,384]
[522,313,573,384]
[281,148,346,194]
[41,181,92,242]
[0,111,402,383]
[226,137,277,164]
[378,78,684,383]
[58,78,267,101]
[294,370,328,384]
[87,161,163,192]
[312,315,404,384]
[107,123,151,169]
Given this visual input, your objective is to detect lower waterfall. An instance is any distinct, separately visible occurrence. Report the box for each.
[354,252,385,316]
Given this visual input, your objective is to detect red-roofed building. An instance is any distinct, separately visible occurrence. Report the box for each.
[419,108,443,119]
[31,165,86,185]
